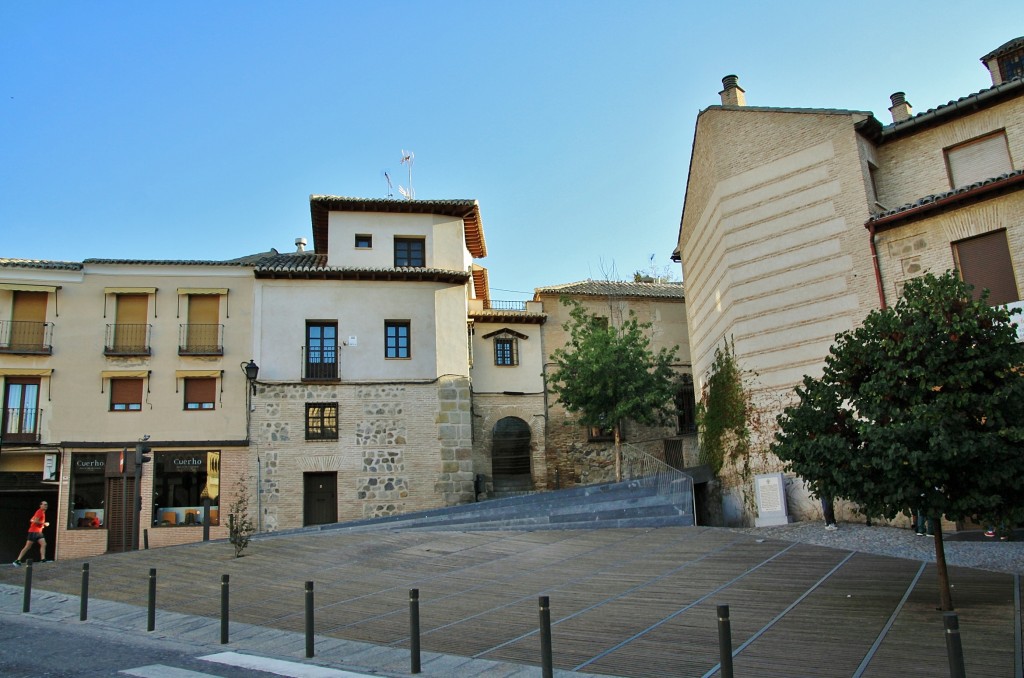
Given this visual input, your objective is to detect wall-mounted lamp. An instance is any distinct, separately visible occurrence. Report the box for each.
[241,360,259,395]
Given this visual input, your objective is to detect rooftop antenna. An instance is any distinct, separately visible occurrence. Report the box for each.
[383,170,394,198]
[398,149,415,200]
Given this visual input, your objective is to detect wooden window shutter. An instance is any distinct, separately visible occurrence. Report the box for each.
[954,230,1020,305]
[946,133,1012,188]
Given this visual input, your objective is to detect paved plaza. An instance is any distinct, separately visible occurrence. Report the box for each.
[1,525,1021,677]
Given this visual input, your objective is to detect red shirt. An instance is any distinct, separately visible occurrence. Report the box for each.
[28,508,46,533]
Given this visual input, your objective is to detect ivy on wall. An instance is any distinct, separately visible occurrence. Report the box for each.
[696,338,749,475]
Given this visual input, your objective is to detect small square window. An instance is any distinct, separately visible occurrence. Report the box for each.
[355,234,372,249]
[494,338,518,366]
[184,377,216,410]
[110,378,143,412]
[587,422,620,442]
[394,238,425,267]
[385,321,410,359]
[306,402,339,440]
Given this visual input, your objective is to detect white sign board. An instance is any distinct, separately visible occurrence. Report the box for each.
[42,453,59,482]
[754,472,792,527]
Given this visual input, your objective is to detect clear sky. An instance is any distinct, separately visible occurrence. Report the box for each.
[3,2,1023,300]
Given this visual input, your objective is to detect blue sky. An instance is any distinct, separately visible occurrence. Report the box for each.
[3,2,1023,300]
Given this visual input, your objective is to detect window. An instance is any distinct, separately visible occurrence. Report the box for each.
[69,454,106,529]
[676,374,697,434]
[3,377,40,443]
[182,294,222,355]
[394,238,425,267]
[355,234,372,248]
[305,321,338,379]
[184,377,216,410]
[495,338,518,366]
[953,230,1020,305]
[151,451,221,527]
[110,378,143,412]
[385,321,410,358]
[588,421,620,442]
[109,293,150,354]
[5,290,49,353]
[945,132,1012,189]
[305,402,339,440]
[999,48,1024,82]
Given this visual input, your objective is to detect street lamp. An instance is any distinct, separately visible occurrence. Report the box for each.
[241,360,259,395]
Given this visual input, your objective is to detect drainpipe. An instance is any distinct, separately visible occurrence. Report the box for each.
[868,223,887,309]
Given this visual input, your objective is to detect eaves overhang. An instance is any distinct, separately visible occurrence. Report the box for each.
[254,265,471,284]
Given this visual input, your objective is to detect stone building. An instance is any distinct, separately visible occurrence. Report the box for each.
[675,36,1024,524]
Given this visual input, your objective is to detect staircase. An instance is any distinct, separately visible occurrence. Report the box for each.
[283,478,694,536]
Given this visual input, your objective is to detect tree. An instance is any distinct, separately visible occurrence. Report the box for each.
[773,271,1024,610]
[227,475,256,558]
[547,297,680,480]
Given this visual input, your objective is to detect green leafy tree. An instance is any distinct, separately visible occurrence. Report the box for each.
[548,298,680,480]
[773,271,1024,610]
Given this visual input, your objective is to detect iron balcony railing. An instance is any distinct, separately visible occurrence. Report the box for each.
[302,345,339,380]
[3,407,42,444]
[104,324,152,356]
[620,443,696,518]
[484,300,527,311]
[178,324,224,355]
[0,320,53,354]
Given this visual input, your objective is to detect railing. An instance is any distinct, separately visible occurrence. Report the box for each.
[104,324,152,356]
[178,324,224,355]
[0,320,53,354]
[2,407,42,444]
[620,443,695,516]
[484,300,527,311]
[302,346,339,380]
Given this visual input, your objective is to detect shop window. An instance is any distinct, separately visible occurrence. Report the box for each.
[306,402,339,440]
[184,377,216,410]
[110,378,143,412]
[69,453,106,529]
[151,451,221,527]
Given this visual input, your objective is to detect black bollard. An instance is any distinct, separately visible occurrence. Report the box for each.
[539,596,553,678]
[143,528,149,550]
[305,581,314,658]
[147,568,156,632]
[80,563,90,621]
[410,588,421,674]
[944,612,966,678]
[22,559,33,613]
[203,497,211,542]
[717,604,734,678]
[220,574,230,644]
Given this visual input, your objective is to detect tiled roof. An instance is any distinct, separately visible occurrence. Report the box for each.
[981,36,1024,62]
[469,309,547,324]
[880,77,1024,140]
[867,169,1024,229]
[0,258,83,271]
[308,196,486,259]
[83,258,253,266]
[534,280,685,300]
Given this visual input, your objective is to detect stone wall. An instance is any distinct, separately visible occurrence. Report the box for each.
[470,392,546,492]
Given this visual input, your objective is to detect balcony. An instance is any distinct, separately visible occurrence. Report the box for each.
[104,324,152,356]
[0,320,53,355]
[179,324,224,356]
[2,407,42,444]
[302,346,339,380]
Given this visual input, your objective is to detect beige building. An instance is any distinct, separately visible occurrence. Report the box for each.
[0,257,254,560]
[534,280,695,488]
[676,37,1024,524]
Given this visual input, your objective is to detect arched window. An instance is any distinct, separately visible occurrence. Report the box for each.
[492,417,532,489]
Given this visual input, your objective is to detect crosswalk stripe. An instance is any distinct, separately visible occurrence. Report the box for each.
[120,665,220,678]
[199,652,374,677]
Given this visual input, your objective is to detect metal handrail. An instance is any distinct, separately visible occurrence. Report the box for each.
[484,300,527,311]
[178,324,224,355]
[620,443,696,516]
[104,324,151,355]
[0,320,53,353]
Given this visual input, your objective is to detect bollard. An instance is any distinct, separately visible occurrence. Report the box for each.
[203,497,211,542]
[147,568,156,632]
[22,559,33,613]
[220,574,230,644]
[410,588,421,674]
[80,563,90,621]
[944,612,966,678]
[305,581,315,658]
[539,596,553,678]
[717,604,734,678]
[143,528,149,550]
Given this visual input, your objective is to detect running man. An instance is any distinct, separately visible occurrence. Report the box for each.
[13,500,50,565]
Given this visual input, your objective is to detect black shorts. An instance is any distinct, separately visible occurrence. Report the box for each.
[27,532,44,542]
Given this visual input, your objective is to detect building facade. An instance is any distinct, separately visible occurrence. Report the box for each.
[676,37,1024,524]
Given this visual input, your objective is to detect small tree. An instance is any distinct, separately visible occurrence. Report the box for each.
[547,297,680,480]
[773,271,1024,610]
[227,475,256,558]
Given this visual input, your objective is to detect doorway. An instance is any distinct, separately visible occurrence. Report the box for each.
[303,472,337,526]
[491,417,533,491]
[106,477,136,553]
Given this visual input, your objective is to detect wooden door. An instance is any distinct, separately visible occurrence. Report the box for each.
[303,472,337,526]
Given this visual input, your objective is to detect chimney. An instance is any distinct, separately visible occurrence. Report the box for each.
[295,237,307,252]
[888,92,913,123]
[720,75,746,106]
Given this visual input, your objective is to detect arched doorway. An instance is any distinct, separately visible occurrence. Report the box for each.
[491,417,533,491]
